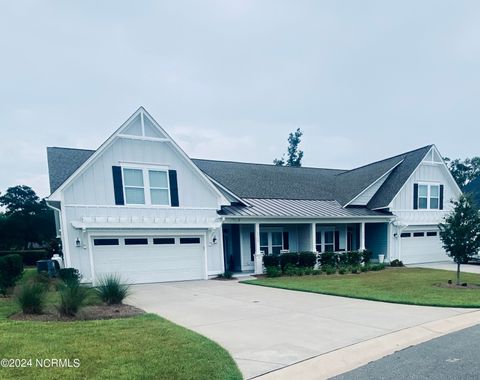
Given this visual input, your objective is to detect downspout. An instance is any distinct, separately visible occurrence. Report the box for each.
[46,200,68,267]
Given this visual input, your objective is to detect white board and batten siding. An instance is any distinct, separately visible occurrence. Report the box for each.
[388,151,462,264]
[59,115,227,283]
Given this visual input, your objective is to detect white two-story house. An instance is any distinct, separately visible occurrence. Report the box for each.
[46,107,461,284]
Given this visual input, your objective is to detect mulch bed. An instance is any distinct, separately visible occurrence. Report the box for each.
[9,304,145,322]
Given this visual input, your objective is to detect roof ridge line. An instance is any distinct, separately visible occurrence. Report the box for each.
[47,146,96,152]
[192,158,346,171]
[337,144,433,175]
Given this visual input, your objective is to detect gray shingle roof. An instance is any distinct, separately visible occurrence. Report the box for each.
[46,144,433,211]
[220,198,391,218]
[47,147,95,193]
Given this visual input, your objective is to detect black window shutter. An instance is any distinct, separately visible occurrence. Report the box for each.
[168,170,179,207]
[440,184,444,210]
[413,183,419,210]
[250,232,255,261]
[283,232,289,250]
[335,230,340,251]
[112,166,124,205]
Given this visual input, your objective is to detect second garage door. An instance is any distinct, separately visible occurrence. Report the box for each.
[400,229,447,264]
[92,235,205,284]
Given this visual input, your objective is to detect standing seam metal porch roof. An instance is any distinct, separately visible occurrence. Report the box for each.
[220,198,392,218]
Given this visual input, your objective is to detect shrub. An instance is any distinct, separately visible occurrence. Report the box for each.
[217,270,233,279]
[95,274,131,305]
[345,251,362,266]
[283,263,298,276]
[360,265,370,272]
[266,266,282,278]
[0,250,51,266]
[15,282,47,314]
[280,253,299,271]
[337,253,349,266]
[263,255,280,268]
[390,259,404,267]
[338,266,348,275]
[58,268,82,285]
[0,254,24,295]
[57,282,89,316]
[311,269,322,275]
[319,251,337,267]
[323,265,336,275]
[361,250,373,264]
[351,265,360,274]
[370,263,386,272]
[304,267,313,275]
[298,252,317,268]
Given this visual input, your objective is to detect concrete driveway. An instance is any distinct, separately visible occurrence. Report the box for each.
[410,261,480,274]
[129,280,473,379]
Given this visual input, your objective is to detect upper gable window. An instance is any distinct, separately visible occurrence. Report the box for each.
[417,184,440,210]
[124,168,145,204]
[418,185,428,209]
[123,167,170,206]
[149,170,170,205]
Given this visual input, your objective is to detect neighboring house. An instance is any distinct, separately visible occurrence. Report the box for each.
[46,107,462,284]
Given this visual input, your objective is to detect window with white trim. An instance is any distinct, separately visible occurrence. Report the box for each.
[417,183,440,210]
[123,168,145,204]
[149,170,170,205]
[429,184,440,209]
[418,184,428,209]
[122,167,170,206]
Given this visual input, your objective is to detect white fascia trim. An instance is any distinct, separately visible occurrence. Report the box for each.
[344,160,404,207]
[385,145,462,209]
[222,215,394,221]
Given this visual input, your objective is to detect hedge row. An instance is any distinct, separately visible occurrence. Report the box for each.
[0,250,51,266]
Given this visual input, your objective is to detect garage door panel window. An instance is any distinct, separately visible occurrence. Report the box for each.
[180,237,201,244]
[427,231,438,237]
[94,238,120,246]
[413,232,425,237]
[153,238,175,245]
[400,233,411,238]
[125,238,149,245]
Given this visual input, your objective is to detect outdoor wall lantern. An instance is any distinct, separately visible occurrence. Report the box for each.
[75,237,81,247]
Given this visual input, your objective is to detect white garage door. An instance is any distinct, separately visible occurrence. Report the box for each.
[400,229,447,264]
[92,235,205,284]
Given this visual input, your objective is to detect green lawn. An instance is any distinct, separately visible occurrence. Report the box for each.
[0,272,241,380]
[243,268,480,308]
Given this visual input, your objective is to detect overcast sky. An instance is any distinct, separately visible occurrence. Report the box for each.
[1,1,480,198]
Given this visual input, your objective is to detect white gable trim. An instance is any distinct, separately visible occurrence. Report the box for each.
[375,145,462,210]
[344,160,404,207]
[48,107,229,206]
[204,174,248,206]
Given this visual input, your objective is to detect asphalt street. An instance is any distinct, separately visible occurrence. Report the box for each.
[333,324,480,380]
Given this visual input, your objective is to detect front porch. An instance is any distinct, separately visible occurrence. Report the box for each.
[222,221,390,273]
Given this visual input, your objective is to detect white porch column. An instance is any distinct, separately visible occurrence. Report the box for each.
[359,222,366,251]
[310,223,316,252]
[254,223,263,274]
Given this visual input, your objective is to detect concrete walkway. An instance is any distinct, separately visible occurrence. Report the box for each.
[128,280,477,379]
[410,261,480,274]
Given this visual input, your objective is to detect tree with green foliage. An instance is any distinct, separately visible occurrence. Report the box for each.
[0,185,55,250]
[438,194,480,285]
[444,157,480,190]
[274,128,304,167]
